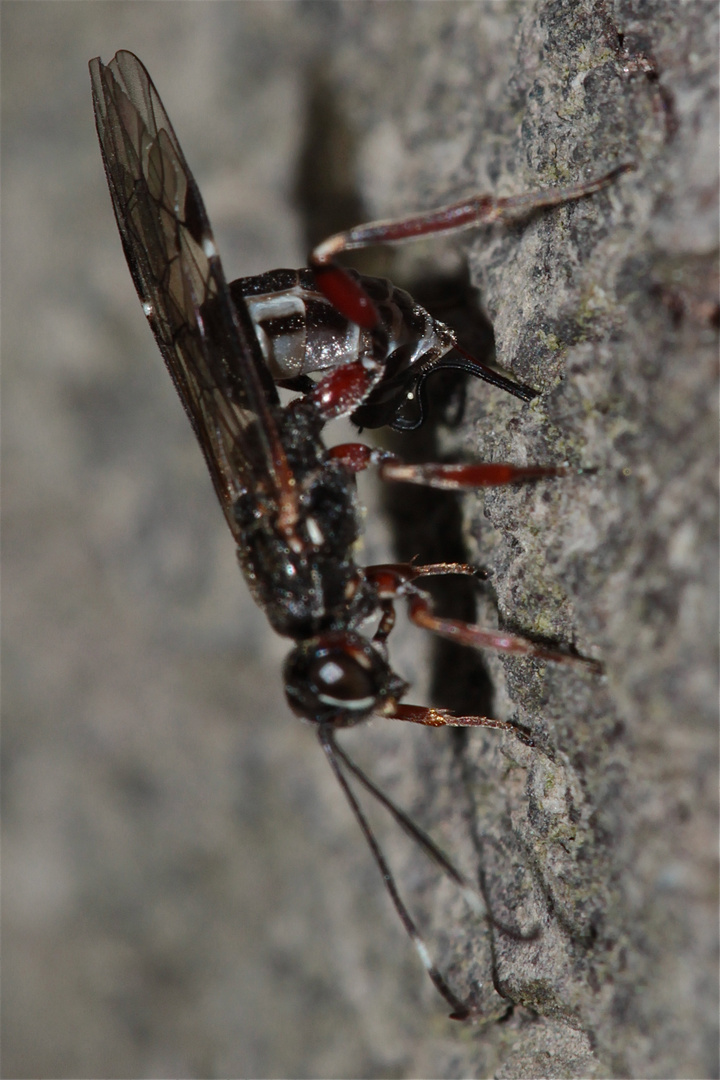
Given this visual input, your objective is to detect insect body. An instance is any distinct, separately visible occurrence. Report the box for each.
[90,50,623,1019]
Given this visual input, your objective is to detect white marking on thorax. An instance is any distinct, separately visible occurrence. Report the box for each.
[306,516,324,546]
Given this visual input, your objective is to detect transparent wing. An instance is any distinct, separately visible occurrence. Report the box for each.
[89,50,297,542]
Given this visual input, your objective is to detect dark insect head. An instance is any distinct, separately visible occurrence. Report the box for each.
[283,631,408,727]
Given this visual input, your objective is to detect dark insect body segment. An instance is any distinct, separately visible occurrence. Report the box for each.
[90,50,625,1019]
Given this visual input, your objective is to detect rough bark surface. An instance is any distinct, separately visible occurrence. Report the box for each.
[4,3,717,1078]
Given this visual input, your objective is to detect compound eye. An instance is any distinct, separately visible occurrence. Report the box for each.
[283,632,402,726]
[308,651,377,711]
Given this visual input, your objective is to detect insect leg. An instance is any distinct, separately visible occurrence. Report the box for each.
[379,461,571,490]
[364,563,603,674]
[318,725,479,1020]
[328,442,569,489]
[382,702,535,738]
[309,360,384,421]
[310,163,633,324]
[406,589,603,673]
[372,563,487,648]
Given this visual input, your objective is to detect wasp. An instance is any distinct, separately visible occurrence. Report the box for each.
[90,51,626,1019]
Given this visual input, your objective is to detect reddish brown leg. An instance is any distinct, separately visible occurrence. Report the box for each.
[406,590,603,674]
[382,703,535,743]
[310,163,633,326]
[310,362,381,422]
[373,600,396,645]
[378,461,570,490]
[328,441,569,490]
[365,563,603,675]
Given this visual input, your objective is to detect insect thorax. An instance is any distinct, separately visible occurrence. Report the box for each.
[232,399,377,640]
